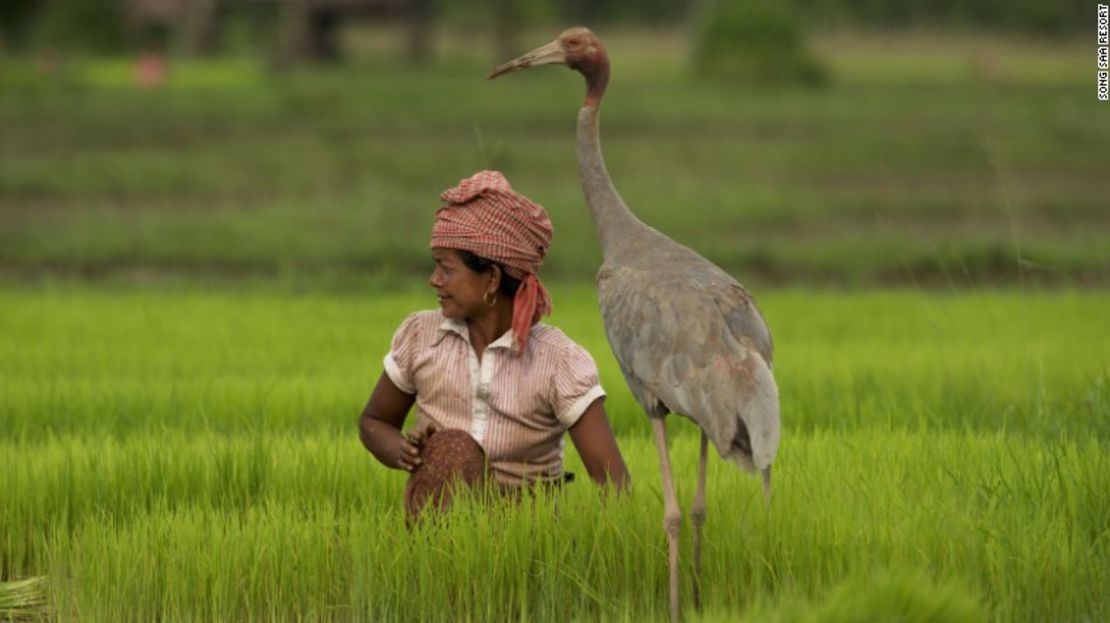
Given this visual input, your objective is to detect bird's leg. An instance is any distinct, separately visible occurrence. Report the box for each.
[691,431,708,612]
[761,466,773,510]
[650,416,682,623]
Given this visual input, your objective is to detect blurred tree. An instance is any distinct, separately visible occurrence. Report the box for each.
[182,0,222,55]
[406,0,434,62]
[693,0,826,85]
[36,0,130,52]
[555,0,691,24]
[434,0,550,58]
[0,0,41,51]
[792,0,1090,35]
[276,0,308,65]
[11,0,1098,60]
[276,0,432,65]
[491,0,520,60]
[555,0,587,25]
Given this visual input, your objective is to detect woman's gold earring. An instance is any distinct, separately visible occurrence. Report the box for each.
[483,291,498,307]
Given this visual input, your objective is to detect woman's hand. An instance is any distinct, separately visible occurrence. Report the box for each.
[397,424,438,472]
[359,372,421,472]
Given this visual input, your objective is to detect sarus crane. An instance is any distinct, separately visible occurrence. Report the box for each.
[489,27,780,622]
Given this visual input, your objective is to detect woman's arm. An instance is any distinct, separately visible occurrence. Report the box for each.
[358,372,430,472]
[568,398,631,492]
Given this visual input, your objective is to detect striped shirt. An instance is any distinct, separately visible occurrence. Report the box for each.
[383,310,606,486]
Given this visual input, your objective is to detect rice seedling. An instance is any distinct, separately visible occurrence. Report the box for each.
[1,287,1107,620]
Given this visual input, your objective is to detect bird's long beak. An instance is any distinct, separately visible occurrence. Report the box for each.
[487,40,565,79]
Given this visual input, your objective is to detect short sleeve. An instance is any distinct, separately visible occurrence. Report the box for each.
[550,341,606,428]
[383,313,422,395]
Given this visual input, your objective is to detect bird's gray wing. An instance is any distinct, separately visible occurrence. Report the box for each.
[698,270,774,367]
[596,265,670,419]
[598,265,779,471]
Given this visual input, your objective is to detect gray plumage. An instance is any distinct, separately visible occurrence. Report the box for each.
[578,106,780,472]
[490,27,780,622]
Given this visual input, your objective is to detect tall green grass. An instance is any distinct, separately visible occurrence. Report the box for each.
[2,286,1107,438]
[1,287,1108,620]
[2,431,1106,621]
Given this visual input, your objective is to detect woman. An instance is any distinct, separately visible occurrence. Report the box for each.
[358,171,630,515]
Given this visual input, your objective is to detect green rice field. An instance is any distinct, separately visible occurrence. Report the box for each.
[2,24,1108,622]
[2,286,1108,621]
[2,29,1108,287]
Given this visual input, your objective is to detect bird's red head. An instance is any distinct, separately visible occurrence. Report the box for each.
[488,27,610,107]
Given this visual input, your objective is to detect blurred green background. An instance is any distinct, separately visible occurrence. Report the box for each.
[1,0,1107,288]
[3,3,1109,620]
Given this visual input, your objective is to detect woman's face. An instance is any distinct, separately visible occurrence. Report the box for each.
[428,249,493,320]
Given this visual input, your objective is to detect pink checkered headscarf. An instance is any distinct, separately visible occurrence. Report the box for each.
[430,171,553,351]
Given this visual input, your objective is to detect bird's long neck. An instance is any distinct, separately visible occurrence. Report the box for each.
[576,105,647,262]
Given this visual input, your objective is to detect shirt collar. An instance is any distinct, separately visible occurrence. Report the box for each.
[433,314,519,353]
